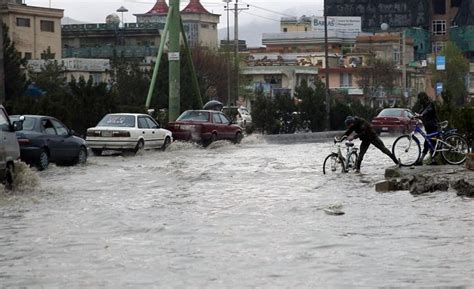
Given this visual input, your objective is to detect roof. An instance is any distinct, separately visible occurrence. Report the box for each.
[145,0,168,15]
[181,0,211,14]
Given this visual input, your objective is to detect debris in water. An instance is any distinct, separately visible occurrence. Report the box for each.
[323,203,345,215]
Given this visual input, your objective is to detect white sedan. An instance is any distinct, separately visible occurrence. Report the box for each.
[86,113,172,156]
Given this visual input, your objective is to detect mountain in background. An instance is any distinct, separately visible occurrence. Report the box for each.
[218,20,280,47]
[61,17,86,25]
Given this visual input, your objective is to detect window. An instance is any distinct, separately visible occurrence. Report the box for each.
[24,52,32,60]
[40,20,55,32]
[138,117,149,129]
[219,113,230,125]
[304,27,308,32]
[51,119,69,136]
[432,0,446,14]
[340,73,352,88]
[212,113,222,124]
[16,17,30,27]
[432,42,445,54]
[283,27,288,32]
[393,48,400,64]
[451,0,462,7]
[41,119,57,135]
[201,24,209,29]
[145,117,159,129]
[0,109,10,132]
[432,20,446,35]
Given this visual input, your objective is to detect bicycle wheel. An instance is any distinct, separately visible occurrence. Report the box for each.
[323,153,345,174]
[441,134,468,165]
[346,151,359,172]
[392,134,421,167]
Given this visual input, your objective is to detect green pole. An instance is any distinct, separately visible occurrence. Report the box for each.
[168,0,180,122]
[179,16,203,109]
[145,6,173,109]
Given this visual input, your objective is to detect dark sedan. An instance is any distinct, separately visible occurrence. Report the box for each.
[11,115,88,170]
[167,110,243,146]
[371,108,417,134]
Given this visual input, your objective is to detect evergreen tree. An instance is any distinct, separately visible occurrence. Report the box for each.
[2,23,26,105]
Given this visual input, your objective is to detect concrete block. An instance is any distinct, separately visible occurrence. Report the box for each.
[466,153,474,171]
[375,180,397,192]
[384,167,401,179]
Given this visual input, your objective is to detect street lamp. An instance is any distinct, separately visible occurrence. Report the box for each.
[117,6,128,28]
[324,0,330,130]
[223,0,232,106]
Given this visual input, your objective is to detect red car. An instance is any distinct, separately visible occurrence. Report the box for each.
[167,110,243,146]
[371,108,417,134]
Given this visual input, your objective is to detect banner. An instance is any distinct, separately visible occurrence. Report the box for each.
[312,16,362,33]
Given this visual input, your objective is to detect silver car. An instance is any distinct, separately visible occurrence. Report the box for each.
[0,105,23,190]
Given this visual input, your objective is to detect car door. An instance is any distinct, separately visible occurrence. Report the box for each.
[0,109,11,170]
[40,118,63,161]
[212,112,224,140]
[145,116,163,148]
[137,116,152,148]
[50,118,77,161]
[219,112,236,139]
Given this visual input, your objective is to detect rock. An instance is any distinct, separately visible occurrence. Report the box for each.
[384,167,401,178]
[452,179,474,197]
[409,175,449,195]
[323,208,345,215]
[375,180,396,192]
[466,153,474,171]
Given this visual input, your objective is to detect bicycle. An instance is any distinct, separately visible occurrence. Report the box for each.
[323,136,359,174]
[392,118,469,166]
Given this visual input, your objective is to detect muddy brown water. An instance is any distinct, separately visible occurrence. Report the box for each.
[0,136,472,288]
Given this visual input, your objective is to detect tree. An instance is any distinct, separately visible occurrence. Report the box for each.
[431,41,469,106]
[295,79,326,131]
[2,23,26,105]
[356,55,398,105]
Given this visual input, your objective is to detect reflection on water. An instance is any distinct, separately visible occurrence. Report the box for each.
[0,136,472,288]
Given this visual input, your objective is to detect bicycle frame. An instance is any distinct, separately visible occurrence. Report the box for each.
[408,120,458,157]
[332,139,358,169]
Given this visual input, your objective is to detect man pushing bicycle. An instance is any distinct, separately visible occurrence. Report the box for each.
[339,116,399,173]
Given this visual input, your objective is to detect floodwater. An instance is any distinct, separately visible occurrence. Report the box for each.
[0,135,472,288]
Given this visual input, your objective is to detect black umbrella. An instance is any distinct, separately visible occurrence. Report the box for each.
[203,100,223,111]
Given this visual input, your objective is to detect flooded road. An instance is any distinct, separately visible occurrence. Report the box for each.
[1,136,473,288]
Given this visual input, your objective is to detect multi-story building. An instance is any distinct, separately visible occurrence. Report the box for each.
[134,0,219,49]
[0,0,63,59]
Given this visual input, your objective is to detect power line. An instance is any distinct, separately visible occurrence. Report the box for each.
[241,11,280,23]
[240,1,295,18]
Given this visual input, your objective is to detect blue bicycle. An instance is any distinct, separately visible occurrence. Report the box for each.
[392,118,469,166]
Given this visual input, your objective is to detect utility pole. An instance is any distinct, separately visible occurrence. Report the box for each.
[0,14,5,104]
[224,0,232,106]
[324,0,330,130]
[168,0,180,122]
[231,0,248,106]
[400,30,407,105]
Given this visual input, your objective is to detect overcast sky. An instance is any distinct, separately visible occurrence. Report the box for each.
[25,0,324,45]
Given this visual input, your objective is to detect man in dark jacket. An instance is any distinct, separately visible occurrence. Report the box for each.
[415,92,438,165]
[341,116,399,172]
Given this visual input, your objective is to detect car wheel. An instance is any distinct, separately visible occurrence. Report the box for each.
[203,133,217,147]
[4,162,14,190]
[234,132,243,144]
[37,149,49,171]
[75,147,88,165]
[91,148,103,156]
[134,139,145,155]
[161,136,171,151]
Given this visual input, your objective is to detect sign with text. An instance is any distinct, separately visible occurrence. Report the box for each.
[312,16,361,33]
[168,52,180,61]
[436,55,445,70]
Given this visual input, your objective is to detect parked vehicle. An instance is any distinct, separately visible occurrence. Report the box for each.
[167,110,243,146]
[86,113,172,156]
[223,106,252,130]
[371,108,417,134]
[11,115,87,171]
[0,106,23,189]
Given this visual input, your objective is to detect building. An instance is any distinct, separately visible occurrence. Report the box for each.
[62,21,163,60]
[27,58,111,84]
[135,0,219,49]
[0,0,63,59]
[280,16,312,33]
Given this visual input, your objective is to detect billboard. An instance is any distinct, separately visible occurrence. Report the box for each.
[312,16,362,33]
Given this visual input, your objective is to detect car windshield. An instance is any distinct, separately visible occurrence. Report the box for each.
[177,111,210,122]
[97,115,135,127]
[378,109,403,117]
[10,116,36,131]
